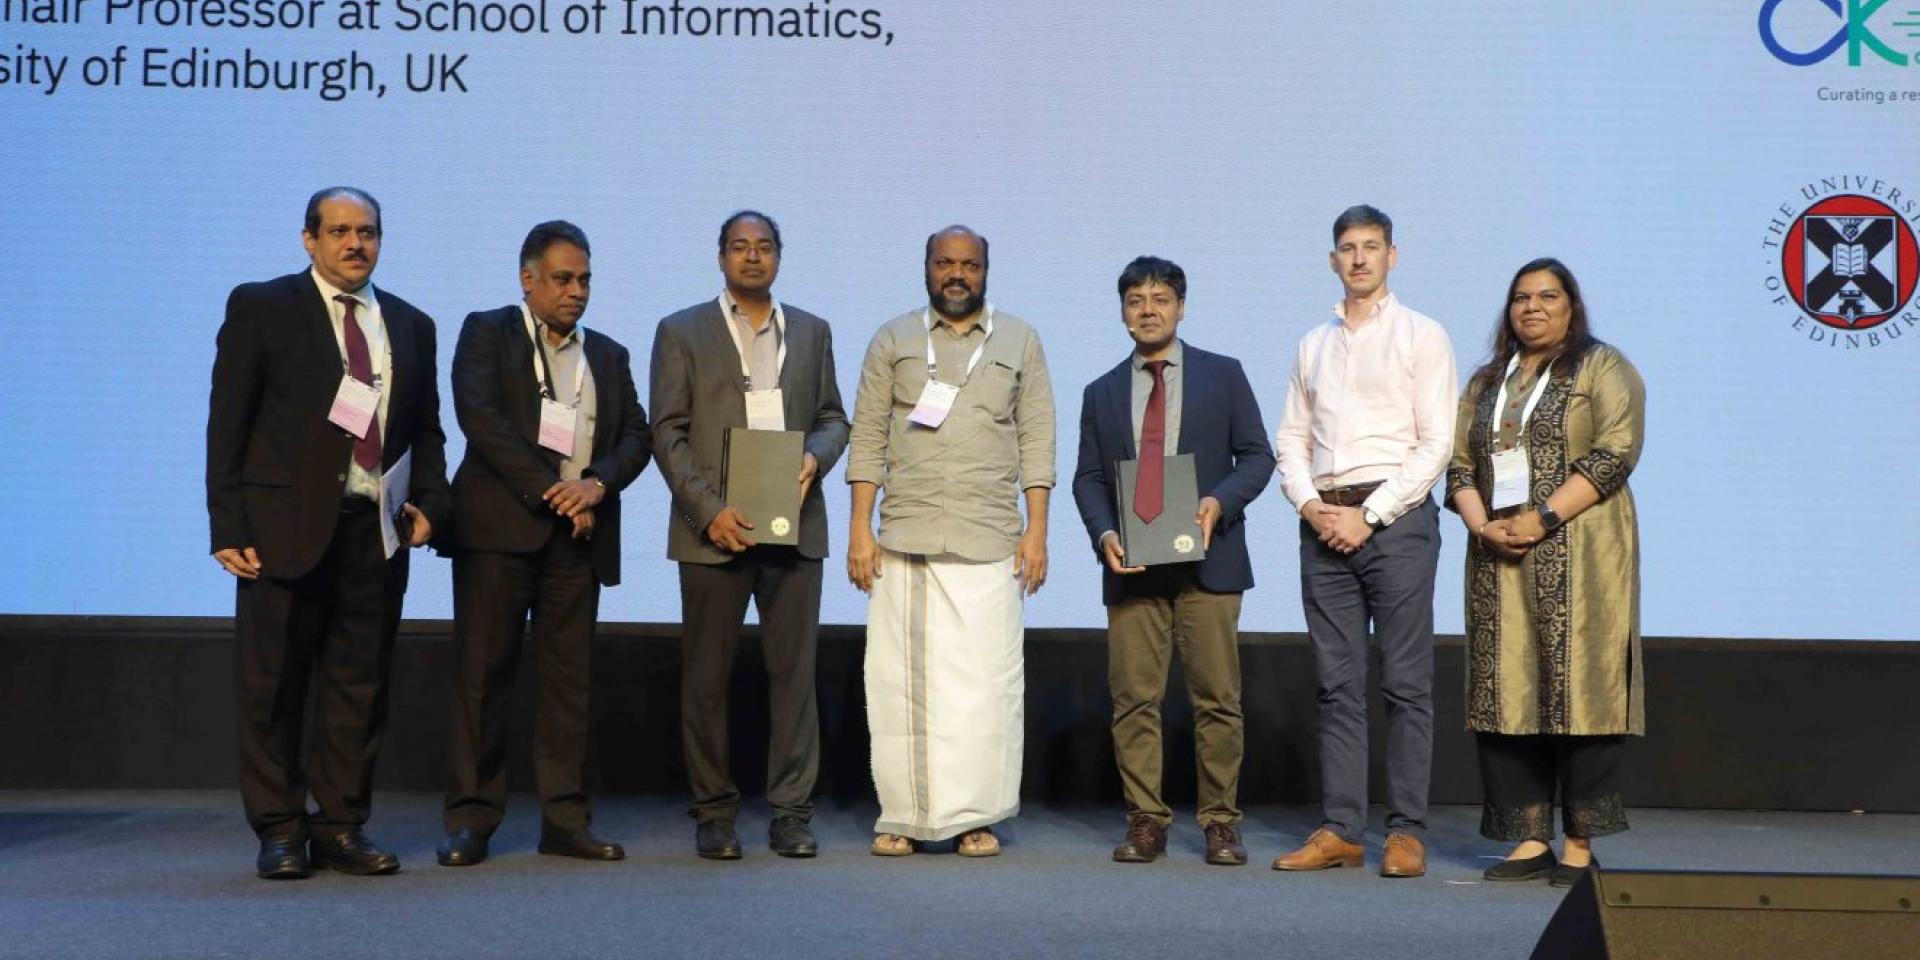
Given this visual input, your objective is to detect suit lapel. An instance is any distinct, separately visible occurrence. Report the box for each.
[584,330,616,457]
[378,292,415,464]
[294,271,344,384]
[708,299,752,395]
[1104,361,1136,461]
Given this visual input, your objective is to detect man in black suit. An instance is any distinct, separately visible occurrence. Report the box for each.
[436,221,652,867]
[1070,256,1274,867]
[651,210,848,859]
[207,186,452,879]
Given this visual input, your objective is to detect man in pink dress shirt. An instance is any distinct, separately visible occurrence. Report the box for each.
[1270,205,1458,879]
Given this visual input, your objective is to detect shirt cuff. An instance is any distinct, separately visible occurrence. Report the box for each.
[1361,491,1405,525]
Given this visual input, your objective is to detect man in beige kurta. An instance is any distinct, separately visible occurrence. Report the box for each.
[845,226,1054,853]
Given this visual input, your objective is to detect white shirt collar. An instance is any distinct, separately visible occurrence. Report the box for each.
[1332,290,1398,326]
[311,267,374,309]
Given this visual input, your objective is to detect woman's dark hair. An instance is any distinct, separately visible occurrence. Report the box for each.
[1470,257,1597,389]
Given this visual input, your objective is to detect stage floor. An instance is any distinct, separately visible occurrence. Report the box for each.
[1,792,1914,959]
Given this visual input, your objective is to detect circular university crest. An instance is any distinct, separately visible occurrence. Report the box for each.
[1172,534,1195,555]
[1780,194,1919,332]
[770,517,792,537]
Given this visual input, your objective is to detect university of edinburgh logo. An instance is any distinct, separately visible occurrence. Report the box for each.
[1764,177,1920,349]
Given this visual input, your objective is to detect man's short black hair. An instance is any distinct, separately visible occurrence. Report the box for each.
[718,210,783,253]
[520,220,591,267]
[924,227,989,270]
[1117,256,1186,301]
[1332,204,1392,247]
[303,186,381,236]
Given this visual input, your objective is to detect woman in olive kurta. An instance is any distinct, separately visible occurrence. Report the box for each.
[1445,258,1645,887]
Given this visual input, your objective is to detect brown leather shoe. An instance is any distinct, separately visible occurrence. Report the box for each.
[1380,833,1427,878]
[1271,827,1364,871]
[1203,823,1247,866]
[1111,816,1167,863]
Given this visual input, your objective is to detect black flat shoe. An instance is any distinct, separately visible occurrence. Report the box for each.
[310,828,400,876]
[437,829,490,867]
[696,819,743,860]
[1550,856,1597,887]
[1482,850,1557,881]
[256,834,309,880]
[769,816,818,858]
[539,828,625,861]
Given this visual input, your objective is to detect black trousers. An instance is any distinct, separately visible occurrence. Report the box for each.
[443,521,600,835]
[1477,732,1629,841]
[235,505,407,839]
[678,549,822,823]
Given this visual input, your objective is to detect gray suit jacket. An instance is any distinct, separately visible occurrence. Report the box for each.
[650,298,849,563]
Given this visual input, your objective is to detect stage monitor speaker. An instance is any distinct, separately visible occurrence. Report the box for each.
[1531,868,1919,960]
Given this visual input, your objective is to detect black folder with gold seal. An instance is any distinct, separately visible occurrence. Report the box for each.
[1113,453,1207,567]
[723,428,803,546]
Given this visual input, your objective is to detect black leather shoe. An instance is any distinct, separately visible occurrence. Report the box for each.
[437,829,490,867]
[769,816,818,858]
[1550,856,1597,887]
[696,819,743,860]
[539,828,625,861]
[1204,823,1248,866]
[1111,816,1167,863]
[310,828,400,876]
[256,834,309,880]
[1483,849,1557,881]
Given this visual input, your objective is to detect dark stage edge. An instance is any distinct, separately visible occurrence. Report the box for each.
[3,615,1919,812]
[2,792,1917,960]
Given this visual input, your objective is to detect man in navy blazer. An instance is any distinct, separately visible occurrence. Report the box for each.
[1071,256,1274,867]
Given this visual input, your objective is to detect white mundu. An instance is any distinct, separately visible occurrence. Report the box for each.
[865,549,1024,841]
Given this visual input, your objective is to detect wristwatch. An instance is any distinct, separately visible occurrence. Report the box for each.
[1363,508,1384,530]
[1536,503,1563,531]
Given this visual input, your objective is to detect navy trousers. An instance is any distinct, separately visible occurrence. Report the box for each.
[1298,496,1440,842]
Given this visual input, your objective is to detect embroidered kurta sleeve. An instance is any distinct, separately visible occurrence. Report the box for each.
[1569,347,1644,499]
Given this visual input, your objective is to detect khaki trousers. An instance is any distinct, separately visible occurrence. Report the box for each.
[1106,570,1244,827]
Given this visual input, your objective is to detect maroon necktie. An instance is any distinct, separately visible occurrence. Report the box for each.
[1134,360,1168,524]
[337,294,382,471]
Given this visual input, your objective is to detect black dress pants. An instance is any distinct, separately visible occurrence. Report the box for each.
[235,505,407,839]
[1477,732,1629,841]
[443,520,600,835]
[678,548,822,823]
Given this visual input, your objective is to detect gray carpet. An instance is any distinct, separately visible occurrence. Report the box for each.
[1,791,1913,959]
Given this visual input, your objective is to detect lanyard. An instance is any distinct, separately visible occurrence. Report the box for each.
[522,306,588,406]
[923,303,994,385]
[719,293,788,391]
[1493,353,1554,449]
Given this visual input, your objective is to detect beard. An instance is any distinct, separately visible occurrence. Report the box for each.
[926,277,986,319]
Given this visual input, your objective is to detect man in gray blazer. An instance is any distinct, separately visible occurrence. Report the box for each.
[650,210,849,860]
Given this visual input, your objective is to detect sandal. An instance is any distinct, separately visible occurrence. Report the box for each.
[870,833,915,857]
[956,827,1001,858]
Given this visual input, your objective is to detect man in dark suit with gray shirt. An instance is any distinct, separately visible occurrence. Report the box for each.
[435,221,652,868]
[650,210,849,860]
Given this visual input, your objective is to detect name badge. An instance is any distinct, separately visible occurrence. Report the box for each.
[745,388,786,431]
[908,380,960,429]
[538,397,576,455]
[1490,447,1530,511]
[329,375,379,440]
